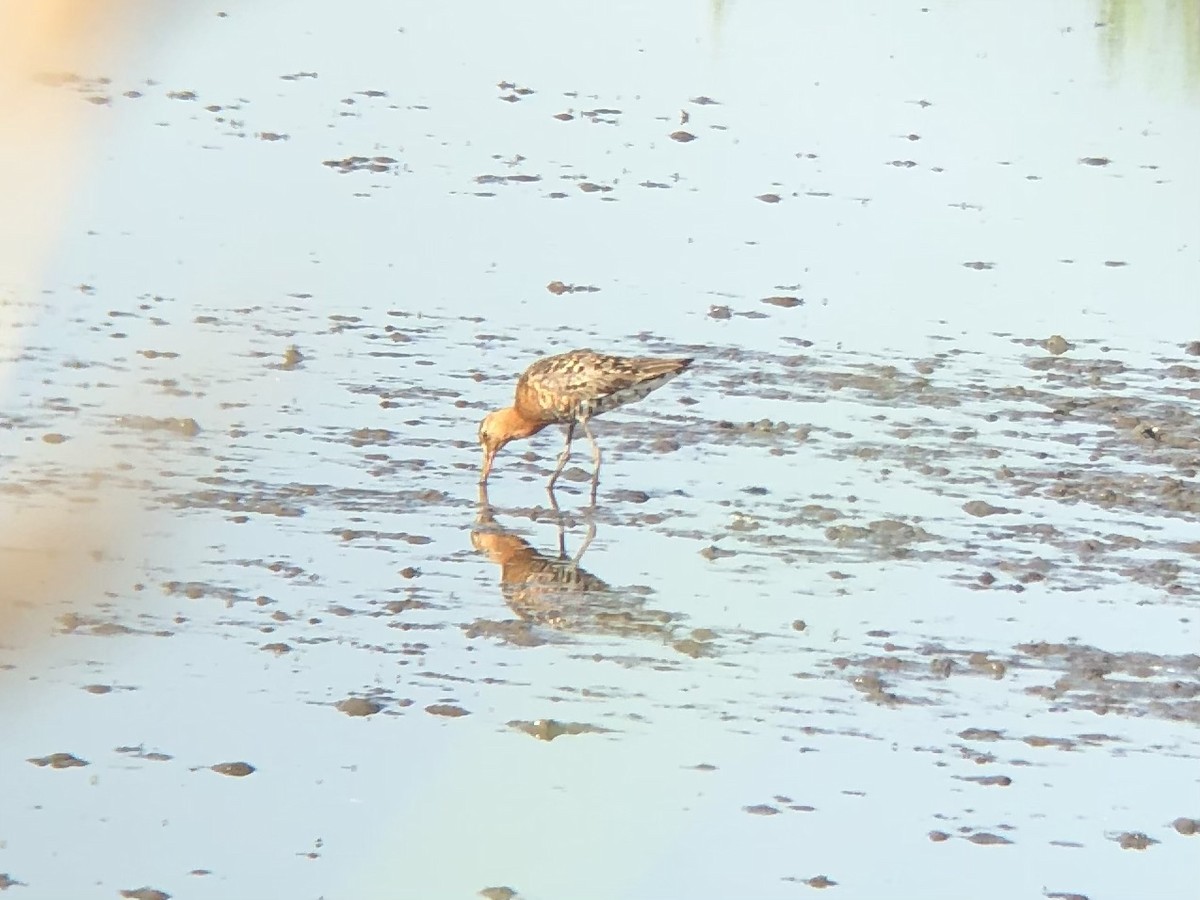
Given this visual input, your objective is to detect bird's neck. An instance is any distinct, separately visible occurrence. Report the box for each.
[496,406,549,440]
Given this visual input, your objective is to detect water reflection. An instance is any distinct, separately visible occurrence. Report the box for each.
[470,486,703,654]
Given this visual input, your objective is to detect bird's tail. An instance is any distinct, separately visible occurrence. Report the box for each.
[633,356,693,380]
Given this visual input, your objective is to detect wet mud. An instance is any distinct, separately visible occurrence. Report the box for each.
[4,299,1199,897]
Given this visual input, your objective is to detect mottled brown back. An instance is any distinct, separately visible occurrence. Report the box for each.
[514,349,693,423]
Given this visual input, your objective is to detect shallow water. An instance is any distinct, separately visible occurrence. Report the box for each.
[2,2,1199,898]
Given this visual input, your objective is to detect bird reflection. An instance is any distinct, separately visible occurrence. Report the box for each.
[471,484,681,646]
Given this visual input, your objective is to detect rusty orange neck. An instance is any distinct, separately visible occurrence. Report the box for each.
[490,406,549,442]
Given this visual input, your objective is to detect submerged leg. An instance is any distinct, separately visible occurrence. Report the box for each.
[573,518,597,563]
[544,489,574,559]
[580,418,601,502]
[555,515,568,559]
[547,421,575,494]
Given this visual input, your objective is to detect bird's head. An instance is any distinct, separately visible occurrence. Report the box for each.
[477,410,510,483]
[478,408,545,483]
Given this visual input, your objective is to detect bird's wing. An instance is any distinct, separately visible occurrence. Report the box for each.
[517,352,685,420]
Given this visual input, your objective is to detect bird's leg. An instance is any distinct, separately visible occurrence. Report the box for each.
[547,420,575,495]
[575,449,599,563]
[556,515,568,559]
[573,518,597,564]
[544,480,568,551]
[580,417,601,503]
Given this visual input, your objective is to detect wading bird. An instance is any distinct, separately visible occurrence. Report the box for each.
[478,348,693,497]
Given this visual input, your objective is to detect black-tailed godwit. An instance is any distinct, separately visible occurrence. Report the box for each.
[478,349,693,494]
